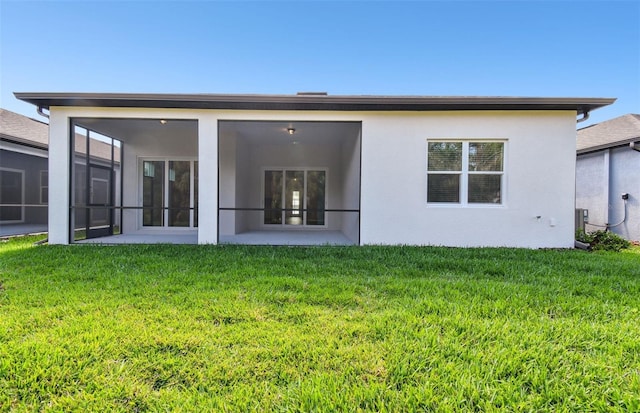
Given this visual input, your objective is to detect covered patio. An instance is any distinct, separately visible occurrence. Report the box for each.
[218,120,361,246]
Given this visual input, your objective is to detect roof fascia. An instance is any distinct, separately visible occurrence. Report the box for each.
[577,137,640,155]
[14,92,616,112]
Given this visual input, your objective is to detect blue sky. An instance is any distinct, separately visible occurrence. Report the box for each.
[1,1,638,127]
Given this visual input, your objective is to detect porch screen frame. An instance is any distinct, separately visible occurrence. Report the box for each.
[68,119,122,243]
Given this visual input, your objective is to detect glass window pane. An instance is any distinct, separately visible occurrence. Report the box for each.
[169,161,191,227]
[0,170,23,221]
[264,170,283,224]
[285,171,304,225]
[428,142,462,171]
[307,171,325,226]
[469,174,502,203]
[428,174,460,203]
[469,142,503,172]
[143,161,164,226]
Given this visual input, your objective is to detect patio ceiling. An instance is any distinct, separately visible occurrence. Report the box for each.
[219,120,361,145]
[74,118,198,143]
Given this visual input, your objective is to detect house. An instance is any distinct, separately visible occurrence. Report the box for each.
[576,114,640,241]
[0,108,121,237]
[14,92,614,247]
[0,109,49,235]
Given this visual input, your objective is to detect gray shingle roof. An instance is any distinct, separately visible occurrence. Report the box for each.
[0,108,120,162]
[577,114,640,153]
[0,108,49,148]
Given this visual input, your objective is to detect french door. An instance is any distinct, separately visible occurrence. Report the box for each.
[264,169,326,226]
[142,159,198,228]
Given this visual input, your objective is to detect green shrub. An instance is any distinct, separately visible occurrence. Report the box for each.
[576,229,631,252]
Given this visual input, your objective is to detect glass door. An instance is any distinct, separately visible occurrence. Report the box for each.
[264,169,326,227]
[285,171,304,225]
[86,164,113,238]
[264,170,283,224]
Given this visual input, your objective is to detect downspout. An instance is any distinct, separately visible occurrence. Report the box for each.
[37,106,50,119]
[576,110,590,123]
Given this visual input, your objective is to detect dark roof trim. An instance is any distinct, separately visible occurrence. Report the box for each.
[577,137,640,155]
[0,135,48,150]
[14,92,615,112]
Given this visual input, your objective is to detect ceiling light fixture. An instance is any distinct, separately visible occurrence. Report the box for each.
[287,127,295,135]
[160,119,168,125]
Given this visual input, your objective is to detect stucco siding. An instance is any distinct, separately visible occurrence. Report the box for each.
[360,111,576,247]
[577,146,640,241]
[576,152,607,228]
[45,107,578,247]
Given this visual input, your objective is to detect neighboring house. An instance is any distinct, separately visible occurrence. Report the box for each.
[0,108,121,237]
[576,114,640,241]
[15,92,613,247]
[0,109,49,235]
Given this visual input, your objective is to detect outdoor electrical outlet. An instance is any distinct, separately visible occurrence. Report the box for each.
[622,193,629,200]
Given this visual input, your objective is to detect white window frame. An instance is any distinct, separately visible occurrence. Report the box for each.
[138,157,198,229]
[427,139,506,207]
[261,167,329,229]
[0,167,25,223]
[40,170,49,204]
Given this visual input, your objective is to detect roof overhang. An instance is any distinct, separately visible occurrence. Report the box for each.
[14,92,615,113]
[577,137,640,155]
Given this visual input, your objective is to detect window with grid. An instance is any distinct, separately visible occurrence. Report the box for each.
[427,141,504,205]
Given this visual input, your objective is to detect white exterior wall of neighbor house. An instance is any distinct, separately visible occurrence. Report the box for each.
[608,147,640,241]
[576,152,608,230]
[577,147,640,241]
[47,107,576,247]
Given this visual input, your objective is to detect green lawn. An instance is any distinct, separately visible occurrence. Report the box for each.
[1,236,639,412]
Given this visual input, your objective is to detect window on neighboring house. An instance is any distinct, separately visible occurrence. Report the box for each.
[0,167,25,222]
[427,140,504,205]
[40,170,48,204]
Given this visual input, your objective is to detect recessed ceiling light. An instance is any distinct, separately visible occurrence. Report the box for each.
[160,119,168,125]
[287,127,295,135]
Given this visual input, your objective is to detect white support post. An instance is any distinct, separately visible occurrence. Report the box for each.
[197,116,218,244]
[47,110,71,244]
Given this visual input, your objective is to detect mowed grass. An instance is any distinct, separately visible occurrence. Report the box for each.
[1,237,639,412]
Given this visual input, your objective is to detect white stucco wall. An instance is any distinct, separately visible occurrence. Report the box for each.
[47,110,71,244]
[47,107,577,247]
[360,111,577,248]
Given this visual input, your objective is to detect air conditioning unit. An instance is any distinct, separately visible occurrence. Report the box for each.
[575,208,588,233]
